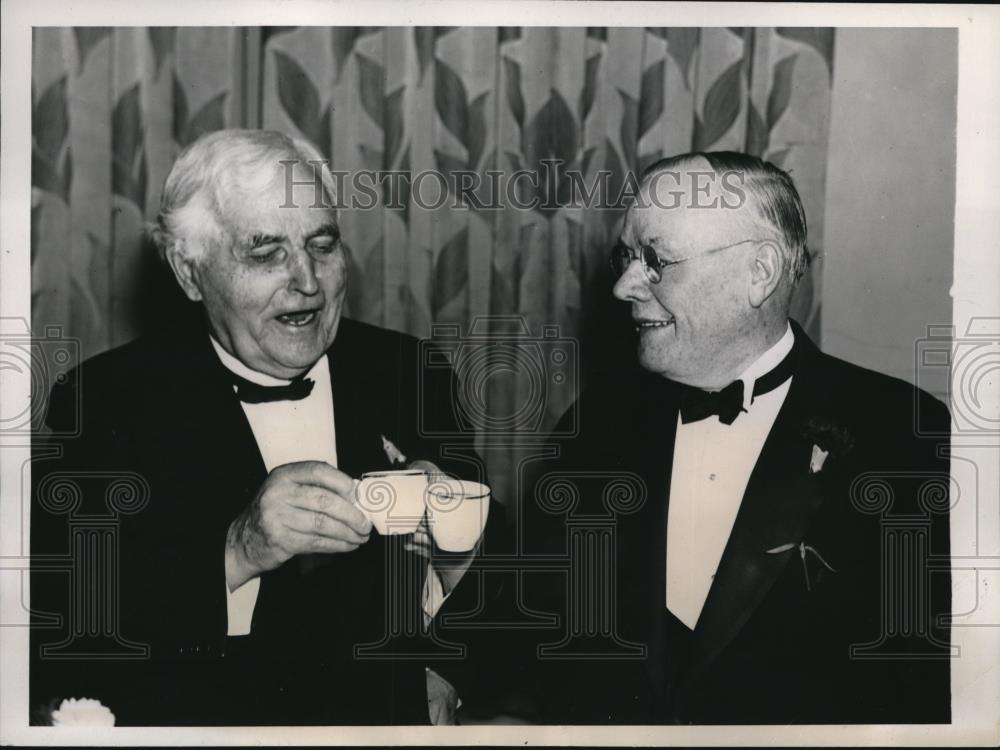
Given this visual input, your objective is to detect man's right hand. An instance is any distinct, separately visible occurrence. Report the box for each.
[225,461,372,591]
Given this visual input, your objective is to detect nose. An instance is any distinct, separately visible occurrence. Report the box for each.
[288,248,320,296]
[612,255,652,303]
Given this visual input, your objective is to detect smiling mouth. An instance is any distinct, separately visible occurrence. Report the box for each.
[276,309,320,327]
[635,318,675,331]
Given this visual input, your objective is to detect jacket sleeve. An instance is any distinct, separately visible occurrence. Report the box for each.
[396,335,533,715]
[842,386,952,724]
[30,366,146,720]
[437,396,586,723]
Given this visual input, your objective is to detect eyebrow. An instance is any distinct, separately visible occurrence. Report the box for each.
[620,235,673,255]
[241,223,340,251]
[245,232,285,250]
[642,237,687,260]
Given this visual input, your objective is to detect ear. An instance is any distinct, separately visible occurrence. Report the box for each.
[165,244,204,302]
[747,241,783,308]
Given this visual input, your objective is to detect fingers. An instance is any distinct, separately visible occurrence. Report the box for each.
[404,542,432,559]
[280,460,357,497]
[403,528,433,559]
[285,479,372,536]
[285,528,366,555]
[247,465,374,569]
[408,459,442,475]
[284,508,371,545]
[409,459,454,483]
[410,528,432,547]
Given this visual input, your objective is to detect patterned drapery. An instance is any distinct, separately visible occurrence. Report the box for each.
[32,27,835,505]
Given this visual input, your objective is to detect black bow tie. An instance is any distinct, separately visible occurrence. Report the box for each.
[229,372,315,404]
[678,347,796,425]
[679,380,746,425]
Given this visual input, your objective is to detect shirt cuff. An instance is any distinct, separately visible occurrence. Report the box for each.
[225,576,260,636]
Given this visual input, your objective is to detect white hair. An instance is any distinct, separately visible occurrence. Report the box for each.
[150,129,337,263]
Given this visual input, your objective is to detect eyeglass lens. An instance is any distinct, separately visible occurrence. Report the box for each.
[610,243,662,283]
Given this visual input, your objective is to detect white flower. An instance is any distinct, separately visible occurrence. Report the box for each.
[809,444,829,474]
[51,697,115,727]
[381,435,407,466]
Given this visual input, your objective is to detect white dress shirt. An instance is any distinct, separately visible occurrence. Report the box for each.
[665,324,795,630]
[211,339,446,636]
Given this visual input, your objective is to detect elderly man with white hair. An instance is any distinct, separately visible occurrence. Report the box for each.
[31,129,492,726]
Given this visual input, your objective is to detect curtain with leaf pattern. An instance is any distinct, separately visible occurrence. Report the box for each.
[32,26,835,506]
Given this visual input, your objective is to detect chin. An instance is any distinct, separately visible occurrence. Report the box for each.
[638,351,667,376]
[637,340,669,369]
[258,334,322,371]
[280,343,328,368]
[261,312,341,371]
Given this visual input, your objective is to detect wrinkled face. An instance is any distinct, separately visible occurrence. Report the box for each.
[185,165,346,379]
[612,166,763,387]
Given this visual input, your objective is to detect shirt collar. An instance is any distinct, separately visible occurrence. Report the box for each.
[209,336,327,388]
[736,322,795,409]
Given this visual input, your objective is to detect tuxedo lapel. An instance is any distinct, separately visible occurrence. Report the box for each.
[132,326,270,637]
[327,321,394,477]
[322,321,426,638]
[616,370,683,701]
[151,327,268,520]
[679,328,828,692]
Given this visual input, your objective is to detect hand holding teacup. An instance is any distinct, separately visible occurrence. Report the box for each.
[354,464,490,553]
[424,477,490,552]
[225,461,372,591]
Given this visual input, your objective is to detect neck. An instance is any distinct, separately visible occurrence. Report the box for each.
[206,317,310,381]
[686,319,788,390]
[209,335,301,386]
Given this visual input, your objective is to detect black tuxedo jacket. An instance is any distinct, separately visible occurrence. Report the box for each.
[30,316,498,726]
[517,322,951,724]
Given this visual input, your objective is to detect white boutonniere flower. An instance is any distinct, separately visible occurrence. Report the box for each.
[50,697,116,727]
[381,435,408,466]
[809,444,829,474]
[801,418,854,473]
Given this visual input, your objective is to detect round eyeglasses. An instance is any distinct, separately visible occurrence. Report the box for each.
[608,238,770,284]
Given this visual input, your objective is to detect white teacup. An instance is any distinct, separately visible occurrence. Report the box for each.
[355,470,428,535]
[425,478,490,552]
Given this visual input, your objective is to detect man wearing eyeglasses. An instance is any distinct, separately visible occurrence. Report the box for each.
[518,152,951,724]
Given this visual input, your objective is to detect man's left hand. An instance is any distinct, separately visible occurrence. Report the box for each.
[402,460,481,596]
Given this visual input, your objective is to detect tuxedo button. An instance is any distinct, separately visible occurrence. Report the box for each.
[709,473,717,481]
